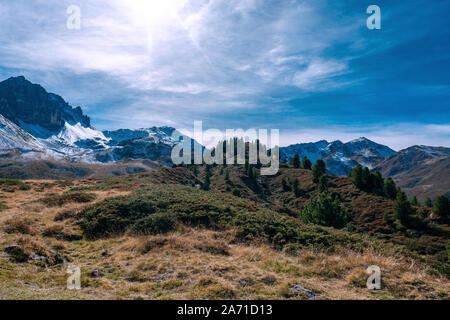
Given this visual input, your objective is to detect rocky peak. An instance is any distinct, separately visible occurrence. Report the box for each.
[0,76,91,132]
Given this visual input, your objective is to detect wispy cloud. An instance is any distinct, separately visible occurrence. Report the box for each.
[0,0,449,149]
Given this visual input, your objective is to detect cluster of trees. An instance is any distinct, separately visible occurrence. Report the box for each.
[350,164,398,199]
[281,177,302,196]
[349,164,386,194]
[288,154,312,170]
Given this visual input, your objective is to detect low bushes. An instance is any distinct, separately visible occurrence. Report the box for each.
[3,219,35,235]
[40,192,96,207]
[78,185,381,254]
[0,202,9,212]
[0,178,31,191]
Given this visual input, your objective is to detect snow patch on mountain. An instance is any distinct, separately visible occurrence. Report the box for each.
[280,137,396,176]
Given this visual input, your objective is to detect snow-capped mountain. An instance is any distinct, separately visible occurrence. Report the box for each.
[0,76,187,164]
[0,114,45,151]
[280,137,396,176]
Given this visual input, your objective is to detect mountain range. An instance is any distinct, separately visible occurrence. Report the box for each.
[0,76,448,199]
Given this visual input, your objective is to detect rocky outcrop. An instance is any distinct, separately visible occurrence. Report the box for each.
[0,76,90,132]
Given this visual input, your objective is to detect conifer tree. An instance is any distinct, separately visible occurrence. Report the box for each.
[350,164,363,189]
[410,196,419,207]
[394,190,411,225]
[384,178,397,199]
[302,156,312,170]
[433,195,449,217]
[292,178,300,196]
[312,159,326,183]
[293,154,300,168]
[318,175,328,193]
[362,167,373,190]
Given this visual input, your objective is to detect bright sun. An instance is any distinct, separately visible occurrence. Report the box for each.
[123,0,184,27]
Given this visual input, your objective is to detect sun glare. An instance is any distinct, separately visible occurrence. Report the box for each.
[124,0,183,27]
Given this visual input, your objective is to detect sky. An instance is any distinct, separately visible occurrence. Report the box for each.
[0,0,449,150]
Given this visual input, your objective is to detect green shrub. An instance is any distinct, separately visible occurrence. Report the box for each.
[232,188,241,197]
[78,185,386,255]
[0,202,9,212]
[0,178,31,191]
[300,192,348,229]
[40,192,96,207]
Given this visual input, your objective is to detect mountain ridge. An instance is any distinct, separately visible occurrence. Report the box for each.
[0,76,448,199]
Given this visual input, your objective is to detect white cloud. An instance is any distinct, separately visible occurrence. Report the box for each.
[292,60,347,91]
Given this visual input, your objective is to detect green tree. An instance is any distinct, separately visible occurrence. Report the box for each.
[281,177,290,192]
[424,197,433,208]
[293,154,301,169]
[372,171,384,191]
[302,156,312,170]
[410,196,419,207]
[393,190,411,225]
[292,178,301,196]
[318,175,328,193]
[247,165,254,179]
[224,170,230,182]
[192,165,198,176]
[300,192,347,228]
[362,167,373,190]
[433,195,450,218]
[312,159,326,183]
[384,178,397,199]
[204,166,211,188]
[350,164,363,189]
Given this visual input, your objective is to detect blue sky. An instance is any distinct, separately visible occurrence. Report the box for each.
[0,0,449,149]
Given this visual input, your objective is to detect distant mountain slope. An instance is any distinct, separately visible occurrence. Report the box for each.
[280,137,396,176]
[0,114,44,152]
[375,145,450,200]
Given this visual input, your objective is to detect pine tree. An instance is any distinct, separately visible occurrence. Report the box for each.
[247,165,254,179]
[292,178,300,196]
[393,190,411,225]
[410,196,419,207]
[312,159,326,183]
[433,195,450,218]
[281,177,290,192]
[350,164,363,189]
[362,167,373,190]
[372,171,384,191]
[224,170,230,182]
[424,197,433,208]
[204,166,211,188]
[293,154,300,168]
[302,156,312,170]
[384,178,397,199]
[318,175,328,193]
[300,192,347,228]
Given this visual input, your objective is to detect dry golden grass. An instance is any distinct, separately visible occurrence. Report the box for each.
[0,180,448,300]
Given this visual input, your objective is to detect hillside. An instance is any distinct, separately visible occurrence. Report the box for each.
[375,146,450,201]
[0,166,448,300]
